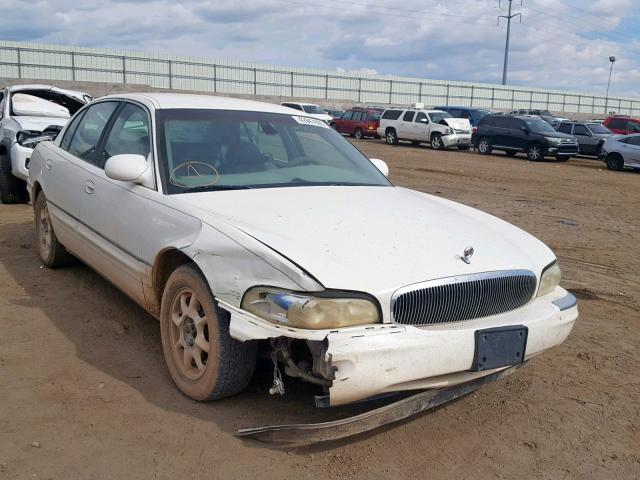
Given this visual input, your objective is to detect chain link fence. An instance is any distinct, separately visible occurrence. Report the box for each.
[1,41,637,116]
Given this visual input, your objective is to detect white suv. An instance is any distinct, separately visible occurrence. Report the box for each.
[280,102,333,124]
[377,108,472,150]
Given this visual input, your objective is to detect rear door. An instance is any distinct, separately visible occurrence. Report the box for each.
[399,110,416,139]
[622,136,640,166]
[349,111,363,135]
[503,117,527,150]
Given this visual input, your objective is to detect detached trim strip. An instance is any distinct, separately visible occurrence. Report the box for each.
[552,292,577,311]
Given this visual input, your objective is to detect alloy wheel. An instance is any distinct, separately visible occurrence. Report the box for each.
[38,203,53,259]
[169,288,210,380]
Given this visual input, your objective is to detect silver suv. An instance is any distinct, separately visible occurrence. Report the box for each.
[557,121,613,157]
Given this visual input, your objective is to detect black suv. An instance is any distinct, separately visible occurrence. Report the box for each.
[473,114,579,161]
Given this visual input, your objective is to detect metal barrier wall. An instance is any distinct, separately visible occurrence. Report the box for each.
[0,40,637,116]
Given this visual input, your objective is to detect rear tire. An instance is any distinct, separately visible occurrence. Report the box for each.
[605,153,624,171]
[353,128,363,140]
[431,133,445,150]
[160,265,257,401]
[477,137,492,155]
[34,193,76,268]
[385,128,398,145]
[0,152,29,204]
[527,143,544,162]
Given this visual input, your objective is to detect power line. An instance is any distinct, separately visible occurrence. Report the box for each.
[497,0,522,85]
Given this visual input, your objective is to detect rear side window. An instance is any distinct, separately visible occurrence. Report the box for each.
[504,117,523,129]
[558,123,573,134]
[627,136,640,146]
[382,110,402,120]
[479,115,498,127]
[352,111,363,121]
[342,111,353,120]
[65,101,119,163]
[573,124,589,136]
[60,109,87,150]
[402,111,415,122]
[607,118,628,129]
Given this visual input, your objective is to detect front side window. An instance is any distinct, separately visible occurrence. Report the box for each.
[98,103,150,168]
[414,112,428,123]
[586,123,611,134]
[156,109,391,194]
[65,101,119,163]
[628,121,640,133]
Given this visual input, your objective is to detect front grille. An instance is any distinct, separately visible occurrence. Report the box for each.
[392,270,537,326]
[453,129,470,134]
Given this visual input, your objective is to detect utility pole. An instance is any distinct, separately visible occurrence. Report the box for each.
[498,0,522,85]
[604,56,616,115]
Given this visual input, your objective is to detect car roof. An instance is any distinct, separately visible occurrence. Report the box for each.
[435,106,492,111]
[101,93,306,115]
[282,101,319,107]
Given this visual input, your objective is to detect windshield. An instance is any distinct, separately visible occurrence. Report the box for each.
[587,123,612,134]
[429,112,452,124]
[523,117,556,133]
[156,109,391,194]
[474,109,493,121]
[301,105,325,114]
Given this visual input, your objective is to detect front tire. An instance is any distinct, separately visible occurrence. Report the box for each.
[431,133,445,150]
[527,143,544,162]
[34,193,76,268]
[0,152,29,204]
[605,153,624,171]
[160,265,257,401]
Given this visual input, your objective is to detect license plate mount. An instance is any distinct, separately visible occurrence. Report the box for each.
[472,325,528,372]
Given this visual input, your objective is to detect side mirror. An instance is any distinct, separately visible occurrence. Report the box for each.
[419,118,429,124]
[520,126,529,134]
[370,158,389,177]
[104,154,148,183]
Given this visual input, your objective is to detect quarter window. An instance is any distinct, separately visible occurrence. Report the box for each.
[381,110,402,120]
[65,102,119,163]
[98,103,150,168]
[402,111,415,122]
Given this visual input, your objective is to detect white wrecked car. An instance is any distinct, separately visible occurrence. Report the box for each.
[0,84,91,203]
[28,93,577,410]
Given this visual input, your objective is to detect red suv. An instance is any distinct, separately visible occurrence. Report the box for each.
[603,115,640,135]
[331,107,383,139]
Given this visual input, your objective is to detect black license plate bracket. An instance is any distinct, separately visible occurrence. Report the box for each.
[472,325,528,372]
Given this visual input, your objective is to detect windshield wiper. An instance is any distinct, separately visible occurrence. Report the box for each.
[178,184,253,193]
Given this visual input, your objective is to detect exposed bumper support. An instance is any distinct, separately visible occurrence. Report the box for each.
[237,364,520,448]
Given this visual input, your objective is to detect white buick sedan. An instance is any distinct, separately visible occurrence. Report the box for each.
[28,93,578,407]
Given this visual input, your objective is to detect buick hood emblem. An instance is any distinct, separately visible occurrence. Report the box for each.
[461,246,474,264]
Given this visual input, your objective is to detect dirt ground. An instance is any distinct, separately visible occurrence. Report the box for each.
[1,140,639,479]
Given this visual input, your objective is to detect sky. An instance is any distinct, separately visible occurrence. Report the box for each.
[1,0,639,98]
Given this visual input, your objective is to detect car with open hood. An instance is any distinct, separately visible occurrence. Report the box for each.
[377,107,473,150]
[0,84,91,203]
[28,93,577,410]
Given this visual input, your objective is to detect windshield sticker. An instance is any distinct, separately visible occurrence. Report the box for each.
[292,116,329,128]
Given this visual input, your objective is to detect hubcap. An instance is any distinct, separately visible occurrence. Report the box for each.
[530,147,540,160]
[39,204,52,257]
[433,137,441,148]
[170,288,210,380]
[387,132,395,143]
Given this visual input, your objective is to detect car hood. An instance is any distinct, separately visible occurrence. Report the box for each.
[443,118,472,131]
[11,116,69,131]
[181,186,554,295]
[538,131,575,139]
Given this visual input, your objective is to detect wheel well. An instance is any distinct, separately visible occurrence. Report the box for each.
[31,182,43,210]
[431,131,442,140]
[385,127,396,134]
[606,152,622,159]
[152,249,196,312]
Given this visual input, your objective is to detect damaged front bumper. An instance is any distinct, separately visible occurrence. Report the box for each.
[442,133,472,148]
[9,142,33,181]
[219,287,577,406]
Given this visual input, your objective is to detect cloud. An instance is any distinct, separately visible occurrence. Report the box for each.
[0,0,638,98]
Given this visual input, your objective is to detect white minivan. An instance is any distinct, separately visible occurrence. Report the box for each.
[377,108,472,150]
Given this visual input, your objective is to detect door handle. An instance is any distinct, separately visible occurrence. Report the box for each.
[84,180,95,194]
[45,159,53,170]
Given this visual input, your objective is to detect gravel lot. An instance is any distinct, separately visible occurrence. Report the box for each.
[1,140,639,479]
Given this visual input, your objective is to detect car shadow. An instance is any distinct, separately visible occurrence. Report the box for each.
[0,215,410,446]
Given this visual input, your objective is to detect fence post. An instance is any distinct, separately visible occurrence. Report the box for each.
[418,82,423,103]
[529,91,533,109]
[290,71,294,97]
[213,64,217,93]
[358,77,362,103]
[70,52,76,81]
[16,48,22,78]
[388,80,393,104]
[491,88,495,108]
[618,98,622,113]
[445,84,450,105]
[168,60,173,89]
[562,94,566,113]
[546,92,550,110]
[577,95,581,113]
[631,100,634,116]
[253,68,257,95]
[470,85,474,107]
[122,56,126,83]
[325,74,329,99]
[511,90,515,110]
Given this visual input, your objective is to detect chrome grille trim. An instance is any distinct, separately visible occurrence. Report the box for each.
[391,270,537,326]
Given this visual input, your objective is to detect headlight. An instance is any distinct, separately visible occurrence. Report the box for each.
[537,261,561,297]
[546,137,563,144]
[241,287,380,329]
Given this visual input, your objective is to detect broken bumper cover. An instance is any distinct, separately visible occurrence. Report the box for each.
[442,133,472,147]
[221,287,577,406]
[9,142,33,181]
